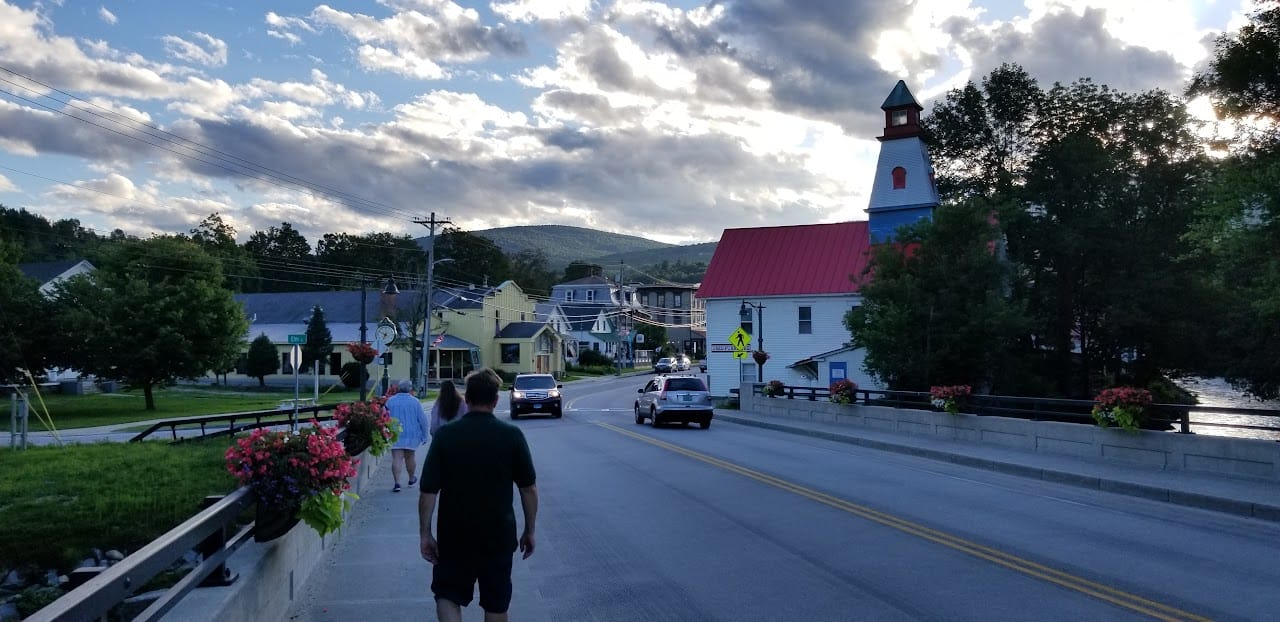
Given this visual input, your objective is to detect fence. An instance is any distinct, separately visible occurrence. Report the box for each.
[750,384,1280,439]
[129,404,338,443]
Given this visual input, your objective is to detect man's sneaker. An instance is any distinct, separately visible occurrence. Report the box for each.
[408,477,417,487]
[393,484,402,493]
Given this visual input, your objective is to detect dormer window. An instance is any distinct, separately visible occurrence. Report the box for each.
[891,109,908,126]
[892,166,906,189]
[586,290,595,302]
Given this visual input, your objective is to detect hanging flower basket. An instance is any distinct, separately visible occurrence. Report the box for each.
[929,385,972,415]
[752,350,770,366]
[1091,386,1152,432]
[334,397,400,457]
[346,342,378,365]
[225,424,359,541]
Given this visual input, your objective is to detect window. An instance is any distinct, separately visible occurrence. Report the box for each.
[658,293,666,307]
[891,109,908,126]
[892,166,906,189]
[501,343,521,364]
[798,306,812,334]
[565,290,575,302]
[329,353,342,375]
[674,293,682,307]
[643,293,650,306]
[586,290,595,302]
[281,352,292,374]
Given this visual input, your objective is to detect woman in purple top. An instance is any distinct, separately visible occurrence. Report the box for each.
[430,380,468,436]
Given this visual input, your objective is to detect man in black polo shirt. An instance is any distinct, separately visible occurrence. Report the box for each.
[419,367,538,622]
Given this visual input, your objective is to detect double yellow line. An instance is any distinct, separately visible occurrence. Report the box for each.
[598,422,1211,622]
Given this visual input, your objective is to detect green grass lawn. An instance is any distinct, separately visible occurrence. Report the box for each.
[0,439,239,572]
[2,384,359,432]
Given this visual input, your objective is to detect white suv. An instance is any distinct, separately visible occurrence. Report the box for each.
[635,375,714,429]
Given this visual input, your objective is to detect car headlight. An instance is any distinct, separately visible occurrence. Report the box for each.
[548,389,561,398]
[512,391,524,399]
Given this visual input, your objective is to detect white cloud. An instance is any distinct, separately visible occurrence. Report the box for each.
[492,0,593,23]
[162,32,229,67]
[0,173,16,192]
[98,6,117,25]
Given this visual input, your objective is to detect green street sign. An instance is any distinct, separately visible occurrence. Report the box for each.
[287,334,307,344]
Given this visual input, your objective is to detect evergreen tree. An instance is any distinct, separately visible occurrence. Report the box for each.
[246,333,279,388]
[303,305,334,373]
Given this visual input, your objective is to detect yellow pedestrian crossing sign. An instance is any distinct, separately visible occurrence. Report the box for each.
[732,349,748,359]
[728,327,751,352]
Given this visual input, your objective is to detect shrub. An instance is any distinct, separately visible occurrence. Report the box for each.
[829,379,858,404]
[578,349,614,366]
[762,379,785,396]
[339,362,364,388]
[929,385,972,415]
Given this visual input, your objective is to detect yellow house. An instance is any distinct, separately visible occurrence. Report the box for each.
[427,281,564,381]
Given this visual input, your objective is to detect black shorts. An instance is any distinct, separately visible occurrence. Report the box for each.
[431,552,514,613]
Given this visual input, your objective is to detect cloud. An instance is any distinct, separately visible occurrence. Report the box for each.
[492,0,593,23]
[943,5,1187,93]
[98,6,116,25]
[162,32,229,67]
[0,173,16,192]
[304,2,527,78]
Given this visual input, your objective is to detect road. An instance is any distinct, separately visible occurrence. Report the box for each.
[478,373,1279,621]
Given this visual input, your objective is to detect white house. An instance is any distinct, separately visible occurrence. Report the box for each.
[697,80,939,397]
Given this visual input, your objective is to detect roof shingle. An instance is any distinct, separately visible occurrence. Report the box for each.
[696,222,871,299]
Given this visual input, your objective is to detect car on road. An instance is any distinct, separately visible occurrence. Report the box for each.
[653,357,675,374]
[675,354,691,371]
[635,374,714,429]
[509,373,562,419]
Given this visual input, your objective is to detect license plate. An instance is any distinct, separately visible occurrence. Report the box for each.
[533,404,542,409]
[681,395,691,402]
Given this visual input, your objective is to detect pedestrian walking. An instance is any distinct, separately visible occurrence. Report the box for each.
[429,379,468,436]
[419,368,538,622]
[385,379,429,492]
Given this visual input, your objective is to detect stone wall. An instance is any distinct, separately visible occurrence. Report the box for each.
[742,385,1280,481]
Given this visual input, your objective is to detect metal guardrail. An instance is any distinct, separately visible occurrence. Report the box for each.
[129,404,338,443]
[25,489,254,622]
[747,384,1280,437]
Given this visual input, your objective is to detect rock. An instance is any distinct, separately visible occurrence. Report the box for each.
[0,571,19,589]
[78,558,96,569]
[0,601,18,622]
[104,550,125,562]
[44,570,58,588]
[92,548,104,563]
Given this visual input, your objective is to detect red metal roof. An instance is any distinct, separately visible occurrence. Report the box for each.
[696,221,872,299]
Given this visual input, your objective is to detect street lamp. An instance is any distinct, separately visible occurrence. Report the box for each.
[359,276,399,402]
[740,300,765,382]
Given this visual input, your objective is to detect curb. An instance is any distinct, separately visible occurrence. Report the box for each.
[715,412,1280,524]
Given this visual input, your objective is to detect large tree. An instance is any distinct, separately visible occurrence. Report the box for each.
[49,237,249,409]
[244,222,314,292]
[507,248,557,298]
[314,232,425,287]
[925,68,1209,397]
[245,333,279,388]
[0,243,51,383]
[845,200,1030,392]
[433,227,511,287]
[188,213,259,293]
[1188,0,1280,147]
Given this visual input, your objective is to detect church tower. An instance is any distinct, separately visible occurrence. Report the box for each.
[866,80,939,243]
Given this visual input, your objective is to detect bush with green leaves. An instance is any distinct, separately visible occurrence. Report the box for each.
[578,349,614,366]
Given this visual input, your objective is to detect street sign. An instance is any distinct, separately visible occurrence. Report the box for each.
[635,333,644,344]
[732,350,748,359]
[289,344,302,370]
[288,334,306,344]
[728,327,751,351]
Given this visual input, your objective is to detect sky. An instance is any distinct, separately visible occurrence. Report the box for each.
[0,0,1255,246]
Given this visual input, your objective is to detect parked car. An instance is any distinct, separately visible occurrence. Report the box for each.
[653,357,675,374]
[675,354,691,371]
[635,374,714,429]
[509,373,562,419]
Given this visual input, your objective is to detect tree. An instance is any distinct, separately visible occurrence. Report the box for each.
[845,200,1030,392]
[1188,0,1280,146]
[49,237,249,409]
[244,222,314,292]
[635,322,666,357]
[433,228,511,287]
[562,261,603,282]
[303,305,334,373]
[314,232,425,287]
[0,243,51,383]
[188,213,259,292]
[507,248,557,297]
[245,333,279,388]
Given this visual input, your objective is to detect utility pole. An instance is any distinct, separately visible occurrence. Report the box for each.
[413,211,451,390]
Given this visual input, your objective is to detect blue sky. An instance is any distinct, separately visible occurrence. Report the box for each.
[0,0,1252,246]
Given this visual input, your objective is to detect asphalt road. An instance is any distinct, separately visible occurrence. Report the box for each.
[294,373,1280,621]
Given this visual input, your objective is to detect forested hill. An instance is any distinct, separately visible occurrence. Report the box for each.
[473,225,676,268]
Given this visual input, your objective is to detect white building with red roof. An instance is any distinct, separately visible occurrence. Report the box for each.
[697,80,938,396]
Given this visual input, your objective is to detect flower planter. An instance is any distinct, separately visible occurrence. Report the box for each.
[343,435,371,457]
[254,500,302,543]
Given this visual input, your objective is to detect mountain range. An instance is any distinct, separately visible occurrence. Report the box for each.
[470,225,718,271]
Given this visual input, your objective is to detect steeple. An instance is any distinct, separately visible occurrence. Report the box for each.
[866,80,939,244]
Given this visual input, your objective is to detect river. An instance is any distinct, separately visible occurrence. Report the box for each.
[1174,376,1280,441]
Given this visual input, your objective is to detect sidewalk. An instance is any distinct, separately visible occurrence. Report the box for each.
[714,408,1280,523]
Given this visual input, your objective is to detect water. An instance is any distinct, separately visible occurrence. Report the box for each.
[1173,376,1280,441]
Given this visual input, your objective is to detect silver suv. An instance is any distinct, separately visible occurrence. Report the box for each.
[635,374,714,429]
